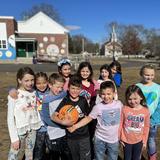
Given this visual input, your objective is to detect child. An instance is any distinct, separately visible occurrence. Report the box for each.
[68,81,123,160]
[57,58,72,91]
[7,67,41,160]
[33,72,66,160]
[76,61,98,107]
[119,85,150,160]
[96,64,118,104]
[52,75,91,160]
[42,73,71,160]
[136,64,160,160]
[76,61,98,159]
[109,60,122,88]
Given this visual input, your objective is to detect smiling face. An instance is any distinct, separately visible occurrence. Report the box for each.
[60,64,71,78]
[100,69,110,80]
[36,77,48,92]
[127,92,142,109]
[142,68,155,84]
[68,84,81,101]
[18,74,35,91]
[100,88,115,104]
[80,67,91,80]
[49,80,64,95]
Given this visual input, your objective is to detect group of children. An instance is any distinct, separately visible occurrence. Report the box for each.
[7,58,160,160]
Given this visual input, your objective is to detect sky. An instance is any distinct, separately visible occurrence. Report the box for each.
[1,0,160,43]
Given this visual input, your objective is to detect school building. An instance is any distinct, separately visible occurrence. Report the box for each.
[0,11,69,61]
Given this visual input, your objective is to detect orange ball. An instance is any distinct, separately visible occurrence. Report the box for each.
[58,105,79,124]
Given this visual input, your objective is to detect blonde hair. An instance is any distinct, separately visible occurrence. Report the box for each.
[139,64,155,76]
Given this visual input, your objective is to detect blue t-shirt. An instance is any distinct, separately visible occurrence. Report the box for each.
[136,82,160,125]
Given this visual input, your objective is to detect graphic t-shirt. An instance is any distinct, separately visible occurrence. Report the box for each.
[120,106,150,145]
[89,100,123,143]
[136,82,160,125]
[56,94,90,139]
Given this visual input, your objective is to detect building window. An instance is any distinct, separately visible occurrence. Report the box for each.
[0,40,7,49]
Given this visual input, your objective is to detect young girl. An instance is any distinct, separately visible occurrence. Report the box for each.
[76,61,98,159]
[57,58,72,91]
[119,85,150,160]
[33,72,50,160]
[96,64,118,104]
[109,60,122,88]
[136,64,160,160]
[76,61,97,107]
[7,67,41,160]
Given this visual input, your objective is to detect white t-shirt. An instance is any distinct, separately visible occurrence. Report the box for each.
[89,100,123,143]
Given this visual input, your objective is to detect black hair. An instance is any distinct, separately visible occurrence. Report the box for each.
[109,60,122,74]
[100,81,115,93]
[68,74,82,88]
[99,64,112,80]
[35,72,48,81]
[76,61,93,83]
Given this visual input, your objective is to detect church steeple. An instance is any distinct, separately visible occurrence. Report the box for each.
[111,24,117,42]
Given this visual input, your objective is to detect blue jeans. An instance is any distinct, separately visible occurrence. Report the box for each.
[94,136,119,160]
[148,125,158,158]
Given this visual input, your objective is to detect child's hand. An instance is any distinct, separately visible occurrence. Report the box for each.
[120,140,125,147]
[62,113,74,126]
[9,89,18,99]
[67,125,77,133]
[142,143,146,150]
[11,140,20,150]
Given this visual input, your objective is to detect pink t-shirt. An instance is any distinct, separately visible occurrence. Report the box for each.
[89,100,123,143]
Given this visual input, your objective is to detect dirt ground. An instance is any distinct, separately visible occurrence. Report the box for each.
[0,66,160,159]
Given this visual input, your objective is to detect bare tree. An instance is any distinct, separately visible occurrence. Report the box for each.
[21,3,63,24]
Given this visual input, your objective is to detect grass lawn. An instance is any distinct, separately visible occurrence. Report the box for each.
[0,65,160,159]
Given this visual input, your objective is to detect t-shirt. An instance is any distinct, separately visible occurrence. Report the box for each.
[89,100,123,143]
[56,94,90,140]
[120,106,150,145]
[136,82,160,125]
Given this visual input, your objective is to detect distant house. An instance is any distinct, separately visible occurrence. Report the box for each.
[0,11,69,61]
[104,25,122,57]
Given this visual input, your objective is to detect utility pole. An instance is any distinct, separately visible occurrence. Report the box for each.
[82,38,84,53]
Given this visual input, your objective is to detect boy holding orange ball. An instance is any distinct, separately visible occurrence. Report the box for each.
[52,75,91,160]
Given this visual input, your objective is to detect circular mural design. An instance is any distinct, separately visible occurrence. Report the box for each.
[0,51,3,57]
[50,37,55,42]
[46,44,59,56]
[39,43,44,48]
[60,49,65,54]
[43,37,48,42]
[61,43,66,48]
[6,51,12,57]
[40,49,45,54]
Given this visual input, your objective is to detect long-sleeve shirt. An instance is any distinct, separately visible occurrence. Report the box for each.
[7,89,41,143]
[119,106,150,146]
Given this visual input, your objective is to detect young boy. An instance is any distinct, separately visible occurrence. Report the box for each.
[52,75,91,160]
[68,81,123,160]
[41,73,71,160]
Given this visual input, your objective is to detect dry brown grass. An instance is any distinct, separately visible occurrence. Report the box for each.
[0,66,160,159]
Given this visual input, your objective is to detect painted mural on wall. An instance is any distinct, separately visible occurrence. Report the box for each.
[0,35,16,60]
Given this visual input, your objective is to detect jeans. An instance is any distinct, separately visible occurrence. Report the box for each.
[148,125,158,159]
[123,141,143,160]
[67,137,91,160]
[94,136,119,160]
[8,130,36,160]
